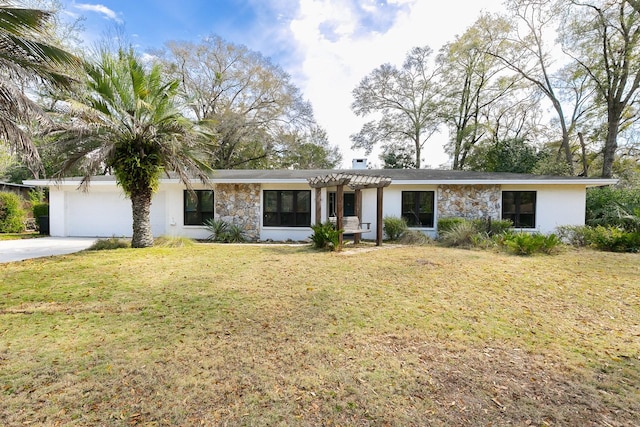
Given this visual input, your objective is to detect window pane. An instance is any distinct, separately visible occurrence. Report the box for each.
[185,192,198,212]
[296,191,310,213]
[264,212,278,226]
[264,191,278,212]
[185,212,200,225]
[519,192,536,214]
[201,191,214,212]
[281,191,294,212]
[502,192,516,214]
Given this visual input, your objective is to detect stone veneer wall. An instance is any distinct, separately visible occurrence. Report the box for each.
[437,185,501,221]
[215,183,261,241]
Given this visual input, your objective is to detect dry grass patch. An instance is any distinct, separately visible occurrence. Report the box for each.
[0,244,638,426]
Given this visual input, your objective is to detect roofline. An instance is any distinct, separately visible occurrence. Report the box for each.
[24,177,619,187]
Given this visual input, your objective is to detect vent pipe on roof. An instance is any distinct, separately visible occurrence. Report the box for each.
[352,158,367,169]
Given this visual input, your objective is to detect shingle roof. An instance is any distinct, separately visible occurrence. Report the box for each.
[24,169,618,187]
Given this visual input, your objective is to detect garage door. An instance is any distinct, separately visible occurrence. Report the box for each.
[65,191,166,237]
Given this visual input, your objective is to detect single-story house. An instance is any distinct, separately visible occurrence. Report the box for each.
[24,169,616,241]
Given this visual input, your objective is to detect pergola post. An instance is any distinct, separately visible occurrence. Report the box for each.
[376,187,384,246]
[315,187,322,225]
[336,184,344,247]
[354,189,362,244]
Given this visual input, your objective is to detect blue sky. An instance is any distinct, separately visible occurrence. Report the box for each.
[60,0,506,168]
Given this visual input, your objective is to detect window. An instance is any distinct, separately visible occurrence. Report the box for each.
[402,191,434,227]
[184,190,214,225]
[502,191,536,228]
[263,190,311,227]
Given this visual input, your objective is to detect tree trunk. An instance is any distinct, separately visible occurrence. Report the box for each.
[130,187,154,248]
[602,115,620,178]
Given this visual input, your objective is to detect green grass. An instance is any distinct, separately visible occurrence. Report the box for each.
[0,244,638,426]
[0,232,41,240]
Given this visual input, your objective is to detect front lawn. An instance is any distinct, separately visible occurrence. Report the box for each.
[1,244,638,426]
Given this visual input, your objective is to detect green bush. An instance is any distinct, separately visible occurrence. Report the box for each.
[0,192,26,233]
[589,226,640,253]
[586,186,640,232]
[32,202,49,218]
[437,217,466,233]
[555,225,595,247]
[204,218,247,243]
[310,221,341,251]
[383,216,408,240]
[225,224,247,243]
[204,218,229,241]
[471,218,513,236]
[497,232,562,256]
[88,237,130,250]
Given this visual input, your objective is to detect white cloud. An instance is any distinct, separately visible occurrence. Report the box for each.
[286,0,505,168]
[74,3,123,24]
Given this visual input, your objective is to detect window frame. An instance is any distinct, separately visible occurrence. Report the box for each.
[502,191,537,229]
[263,190,311,227]
[183,190,214,226]
[401,191,435,228]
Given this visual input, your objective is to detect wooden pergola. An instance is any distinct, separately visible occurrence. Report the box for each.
[307,173,392,246]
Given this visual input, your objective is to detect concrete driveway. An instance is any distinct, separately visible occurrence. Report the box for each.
[0,237,97,263]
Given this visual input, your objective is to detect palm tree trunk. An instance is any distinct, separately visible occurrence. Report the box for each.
[130,187,154,248]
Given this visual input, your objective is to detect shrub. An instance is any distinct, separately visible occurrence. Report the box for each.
[555,225,595,247]
[437,217,466,234]
[397,230,432,245]
[32,202,49,218]
[471,218,513,236]
[88,237,130,250]
[586,186,640,232]
[310,221,341,251]
[204,218,229,242]
[589,226,640,253]
[439,221,482,247]
[0,192,26,233]
[497,232,562,256]
[383,216,408,240]
[225,224,247,243]
[204,218,247,243]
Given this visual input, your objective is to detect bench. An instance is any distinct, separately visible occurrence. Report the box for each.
[328,216,371,234]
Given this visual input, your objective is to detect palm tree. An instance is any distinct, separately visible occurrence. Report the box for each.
[0,3,79,176]
[52,49,212,248]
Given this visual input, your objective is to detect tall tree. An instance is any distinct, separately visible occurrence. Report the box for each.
[155,36,328,169]
[487,0,576,173]
[437,14,516,170]
[50,49,211,248]
[563,0,640,178]
[0,3,79,177]
[350,46,440,169]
